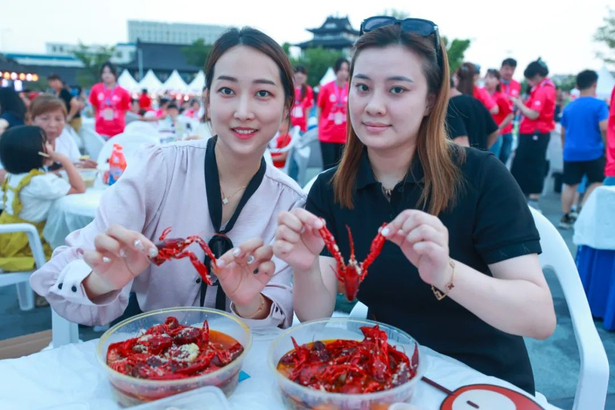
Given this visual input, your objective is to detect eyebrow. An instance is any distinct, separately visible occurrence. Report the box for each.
[216,75,277,86]
[353,74,413,83]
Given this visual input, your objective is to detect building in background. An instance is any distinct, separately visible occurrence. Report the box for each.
[296,16,359,56]
[128,20,228,45]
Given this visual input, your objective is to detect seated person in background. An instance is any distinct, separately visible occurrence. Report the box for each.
[125,98,142,125]
[271,121,292,168]
[155,98,170,119]
[138,89,151,111]
[0,126,85,272]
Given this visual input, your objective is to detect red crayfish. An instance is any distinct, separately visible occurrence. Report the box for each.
[277,324,419,394]
[107,316,244,380]
[318,221,387,301]
[150,227,218,286]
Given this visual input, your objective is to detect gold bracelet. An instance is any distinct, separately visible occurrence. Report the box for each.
[432,259,456,301]
[239,295,265,319]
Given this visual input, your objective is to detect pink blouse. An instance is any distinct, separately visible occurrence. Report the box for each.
[30,140,306,328]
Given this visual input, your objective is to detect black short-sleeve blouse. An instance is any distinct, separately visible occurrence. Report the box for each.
[306,146,541,394]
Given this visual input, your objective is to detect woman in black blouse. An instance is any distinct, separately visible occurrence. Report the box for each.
[273,17,556,394]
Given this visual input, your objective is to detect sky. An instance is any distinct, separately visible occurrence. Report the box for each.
[0,0,612,79]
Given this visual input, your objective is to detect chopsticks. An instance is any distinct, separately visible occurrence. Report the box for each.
[421,376,479,408]
[38,151,50,158]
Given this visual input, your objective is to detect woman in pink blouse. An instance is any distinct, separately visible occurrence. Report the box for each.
[30,28,305,328]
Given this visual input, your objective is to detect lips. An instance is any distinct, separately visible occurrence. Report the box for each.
[363,121,390,134]
[231,127,258,140]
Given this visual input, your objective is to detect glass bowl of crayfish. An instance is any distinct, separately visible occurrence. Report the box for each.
[96,307,252,407]
[268,318,427,410]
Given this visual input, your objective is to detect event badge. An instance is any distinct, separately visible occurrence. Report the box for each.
[334,111,344,125]
[293,106,303,118]
[103,108,114,121]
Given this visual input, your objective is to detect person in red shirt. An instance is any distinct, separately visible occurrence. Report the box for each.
[510,58,556,210]
[88,62,131,139]
[484,69,513,156]
[317,57,349,170]
[606,85,615,186]
[271,121,292,168]
[290,66,314,133]
[499,58,521,164]
[138,89,152,112]
[456,63,498,115]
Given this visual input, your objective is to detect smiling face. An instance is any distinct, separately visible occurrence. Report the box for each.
[32,108,66,142]
[349,45,432,153]
[207,45,288,157]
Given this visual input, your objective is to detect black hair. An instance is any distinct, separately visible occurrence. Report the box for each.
[523,58,549,79]
[100,61,118,80]
[576,70,598,90]
[502,58,517,68]
[0,125,47,174]
[334,57,349,74]
[294,65,308,101]
[141,88,148,93]
[0,87,27,122]
[486,68,502,92]
[167,103,179,110]
[130,98,138,104]
[47,73,61,82]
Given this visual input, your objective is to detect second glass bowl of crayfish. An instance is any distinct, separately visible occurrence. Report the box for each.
[96,307,252,407]
[268,318,427,410]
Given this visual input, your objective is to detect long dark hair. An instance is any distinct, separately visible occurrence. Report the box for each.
[0,125,47,173]
[294,65,308,101]
[486,69,502,93]
[204,27,295,126]
[0,87,27,122]
[455,62,475,96]
[333,24,464,215]
[100,61,118,81]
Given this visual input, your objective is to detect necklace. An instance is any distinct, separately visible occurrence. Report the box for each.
[221,185,246,205]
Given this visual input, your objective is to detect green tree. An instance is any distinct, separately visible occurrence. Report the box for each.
[181,39,213,69]
[554,75,576,92]
[282,42,292,58]
[443,36,471,73]
[594,7,615,65]
[72,43,115,88]
[294,47,344,87]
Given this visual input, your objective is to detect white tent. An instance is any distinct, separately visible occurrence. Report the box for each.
[163,70,188,93]
[138,70,163,93]
[188,70,206,94]
[319,67,336,86]
[117,70,140,93]
[596,65,615,101]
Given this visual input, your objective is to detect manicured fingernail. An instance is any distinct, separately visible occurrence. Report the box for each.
[217,259,226,268]
[300,227,306,234]
[148,247,158,258]
[253,268,259,274]
[382,227,390,237]
[247,255,255,264]
[119,248,127,258]
[315,219,323,228]
[133,239,144,251]
[102,256,111,263]
[232,248,241,257]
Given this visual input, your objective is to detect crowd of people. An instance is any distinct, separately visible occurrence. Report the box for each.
[0,14,614,397]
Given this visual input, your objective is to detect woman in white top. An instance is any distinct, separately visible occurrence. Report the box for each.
[29,95,97,168]
[30,27,305,328]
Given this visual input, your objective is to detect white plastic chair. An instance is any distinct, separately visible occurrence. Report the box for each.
[348,208,610,409]
[80,127,105,161]
[96,132,160,165]
[0,223,79,348]
[529,207,609,410]
[124,120,159,135]
[64,125,84,151]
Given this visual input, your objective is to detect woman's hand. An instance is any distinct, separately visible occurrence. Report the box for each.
[83,224,158,298]
[383,210,451,288]
[273,208,325,272]
[214,238,275,309]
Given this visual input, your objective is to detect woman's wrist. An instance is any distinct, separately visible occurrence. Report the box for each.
[83,271,116,300]
[234,294,271,319]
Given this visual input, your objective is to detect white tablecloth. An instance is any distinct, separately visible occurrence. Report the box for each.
[43,188,105,249]
[0,327,559,410]
[573,186,615,250]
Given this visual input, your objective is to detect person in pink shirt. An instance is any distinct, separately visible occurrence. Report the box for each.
[317,57,350,169]
[88,62,131,139]
[605,85,615,186]
[499,58,521,164]
[30,27,306,328]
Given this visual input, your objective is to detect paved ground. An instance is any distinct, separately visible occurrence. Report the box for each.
[0,187,613,409]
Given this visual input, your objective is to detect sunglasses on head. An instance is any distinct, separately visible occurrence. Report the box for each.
[359,16,443,72]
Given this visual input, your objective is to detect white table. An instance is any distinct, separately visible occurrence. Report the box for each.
[43,188,106,249]
[0,327,559,410]
[573,185,615,250]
